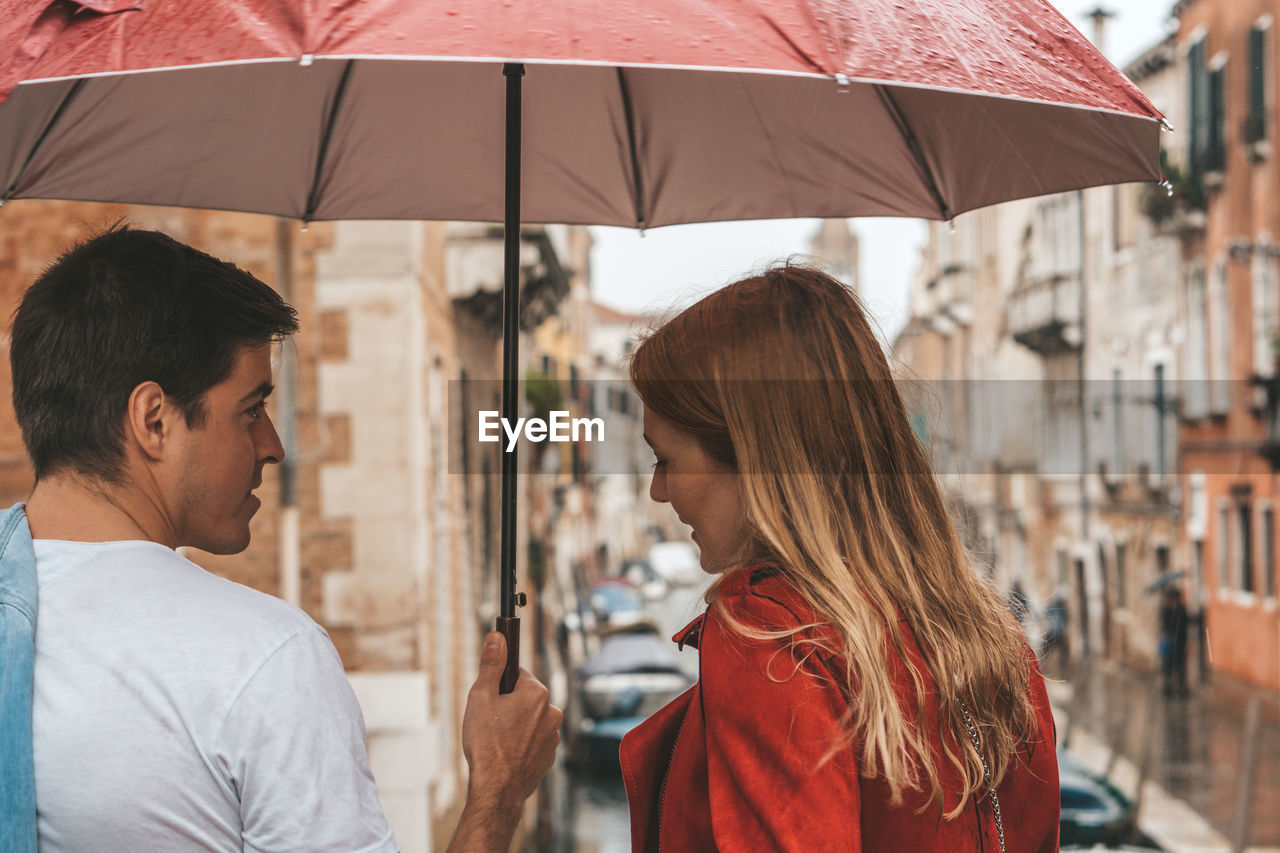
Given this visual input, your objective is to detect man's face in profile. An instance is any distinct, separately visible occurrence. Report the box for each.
[164,343,283,554]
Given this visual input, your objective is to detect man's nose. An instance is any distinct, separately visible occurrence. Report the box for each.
[258,412,286,464]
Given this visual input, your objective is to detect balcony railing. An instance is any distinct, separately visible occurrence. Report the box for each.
[1007,272,1083,356]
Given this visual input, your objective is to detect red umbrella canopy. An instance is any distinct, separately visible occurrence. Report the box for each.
[0,0,1165,226]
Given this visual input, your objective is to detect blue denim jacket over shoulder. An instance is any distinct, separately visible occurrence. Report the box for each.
[0,502,37,853]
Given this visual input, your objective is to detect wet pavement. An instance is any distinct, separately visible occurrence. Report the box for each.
[1052,658,1280,850]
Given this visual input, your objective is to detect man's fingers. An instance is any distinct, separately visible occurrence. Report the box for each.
[474,631,507,692]
[513,667,544,691]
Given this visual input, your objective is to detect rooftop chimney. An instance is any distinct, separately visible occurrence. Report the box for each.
[1084,6,1116,57]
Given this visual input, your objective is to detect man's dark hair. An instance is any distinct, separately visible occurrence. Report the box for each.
[11,226,299,482]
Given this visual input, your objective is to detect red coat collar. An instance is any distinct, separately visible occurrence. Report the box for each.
[671,564,784,651]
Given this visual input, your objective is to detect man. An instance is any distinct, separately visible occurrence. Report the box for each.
[0,227,560,852]
[1158,586,1189,697]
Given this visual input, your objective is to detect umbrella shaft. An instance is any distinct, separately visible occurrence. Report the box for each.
[499,63,525,622]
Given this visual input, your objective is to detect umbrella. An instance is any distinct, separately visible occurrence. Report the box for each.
[0,0,1166,690]
[1145,570,1187,596]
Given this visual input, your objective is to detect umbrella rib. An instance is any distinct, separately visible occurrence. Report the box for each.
[303,59,356,223]
[614,68,647,230]
[2,77,86,203]
[873,84,951,221]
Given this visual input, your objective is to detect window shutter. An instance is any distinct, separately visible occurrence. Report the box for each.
[1208,65,1226,172]
[1185,266,1209,419]
[1210,260,1230,414]
[1254,253,1266,375]
[1248,26,1268,143]
[1190,39,1208,177]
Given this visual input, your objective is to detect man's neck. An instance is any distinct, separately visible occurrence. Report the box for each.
[25,474,174,547]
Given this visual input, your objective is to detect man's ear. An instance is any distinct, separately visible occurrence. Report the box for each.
[125,381,172,462]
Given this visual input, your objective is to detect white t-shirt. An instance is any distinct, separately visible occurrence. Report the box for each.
[31,538,398,853]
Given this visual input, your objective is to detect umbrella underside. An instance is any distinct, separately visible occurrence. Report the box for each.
[0,59,1160,227]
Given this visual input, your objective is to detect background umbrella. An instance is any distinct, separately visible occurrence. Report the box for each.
[0,0,1166,690]
[1145,570,1188,596]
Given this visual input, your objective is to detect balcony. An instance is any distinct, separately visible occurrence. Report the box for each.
[445,225,571,334]
[1007,272,1083,356]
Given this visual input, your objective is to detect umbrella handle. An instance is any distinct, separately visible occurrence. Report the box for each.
[496,616,520,694]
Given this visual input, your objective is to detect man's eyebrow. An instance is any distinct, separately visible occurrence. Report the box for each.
[238,383,274,406]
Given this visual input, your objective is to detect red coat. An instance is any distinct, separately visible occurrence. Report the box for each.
[620,567,1060,852]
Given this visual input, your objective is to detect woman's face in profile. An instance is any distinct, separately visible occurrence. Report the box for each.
[643,409,748,571]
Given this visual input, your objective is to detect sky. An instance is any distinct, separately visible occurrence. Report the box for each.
[588,0,1177,341]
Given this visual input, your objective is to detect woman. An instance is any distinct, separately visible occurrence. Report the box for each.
[619,266,1059,852]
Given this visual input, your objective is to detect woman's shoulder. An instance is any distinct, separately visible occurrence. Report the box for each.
[717,565,812,620]
[712,565,843,657]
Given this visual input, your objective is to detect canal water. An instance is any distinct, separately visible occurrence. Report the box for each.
[540,580,706,852]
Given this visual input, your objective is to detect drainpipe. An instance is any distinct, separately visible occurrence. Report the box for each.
[1078,190,1090,544]
[1077,190,1093,659]
[276,217,301,607]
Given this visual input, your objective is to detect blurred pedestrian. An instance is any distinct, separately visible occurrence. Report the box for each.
[1008,578,1031,625]
[1158,586,1189,697]
[620,265,1059,852]
[1041,589,1069,672]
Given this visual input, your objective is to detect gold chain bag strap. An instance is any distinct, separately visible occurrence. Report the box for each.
[960,702,1006,853]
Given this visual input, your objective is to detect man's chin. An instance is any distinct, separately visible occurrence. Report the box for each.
[207,536,252,556]
[201,496,261,555]
[186,524,254,556]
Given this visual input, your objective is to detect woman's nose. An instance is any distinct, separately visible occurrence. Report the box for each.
[649,471,668,504]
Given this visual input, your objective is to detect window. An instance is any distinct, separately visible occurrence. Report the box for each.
[1116,542,1128,608]
[1113,184,1138,251]
[1210,259,1230,415]
[1193,539,1206,610]
[1240,499,1255,594]
[1263,503,1276,598]
[1184,265,1209,418]
[1188,39,1227,178]
[1029,195,1081,281]
[1112,368,1125,476]
[1246,21,1271,145]
[1153,364,1172,482]
[1217,500,1230,590]
[1189,38,1207,176]
[1207,63,1226,173]
[1254,244,1280,375]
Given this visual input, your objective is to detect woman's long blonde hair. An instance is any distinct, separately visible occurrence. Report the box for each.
[629,264,1038,818]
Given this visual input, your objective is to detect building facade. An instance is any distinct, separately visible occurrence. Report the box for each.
[1174,0,1280,690]
[897,2,1280,691]
[895,19,1189,674]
